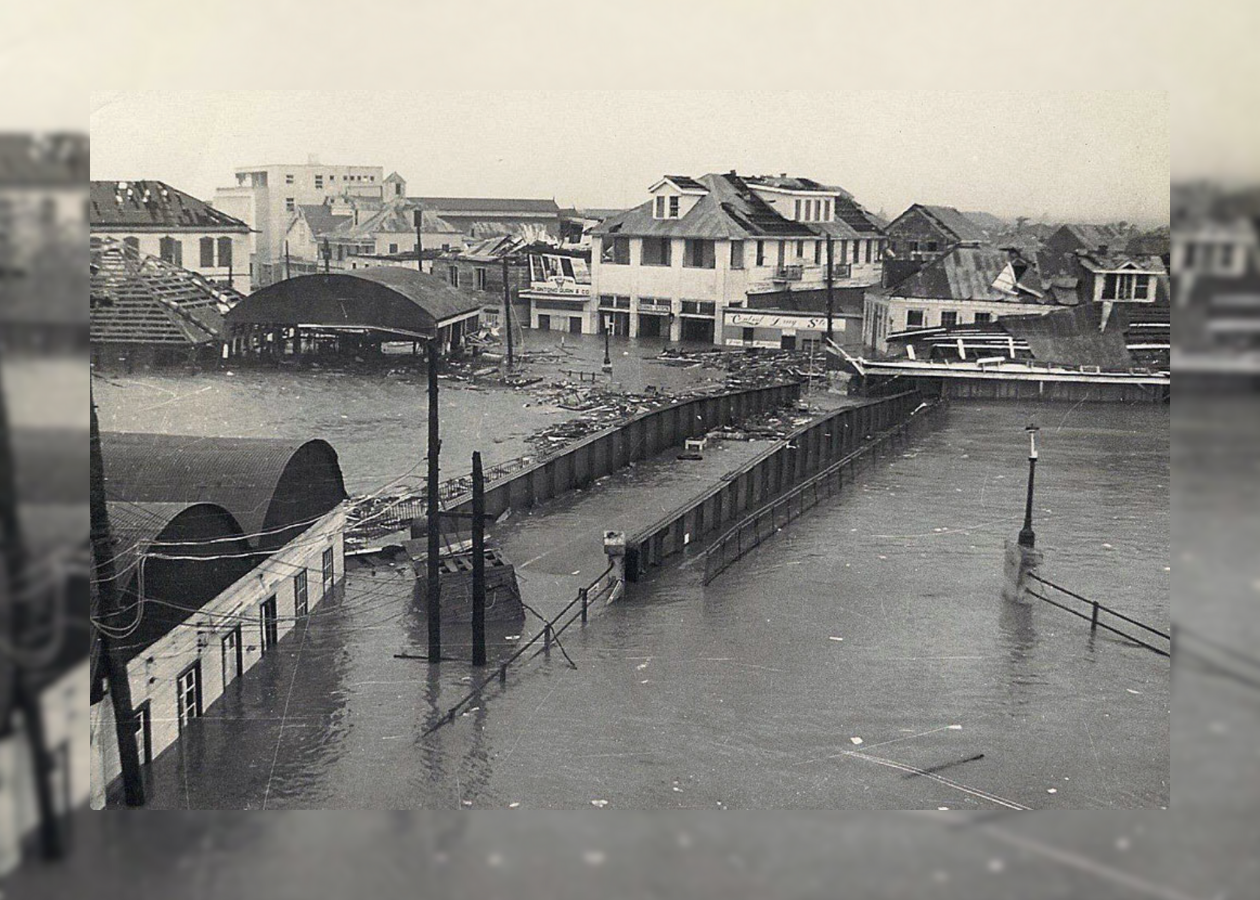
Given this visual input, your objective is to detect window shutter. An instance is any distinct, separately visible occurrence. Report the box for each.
[218,237,232,269]
[200,236,215,267]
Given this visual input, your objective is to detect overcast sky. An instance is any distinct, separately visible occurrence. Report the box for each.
[89,91,1168,226]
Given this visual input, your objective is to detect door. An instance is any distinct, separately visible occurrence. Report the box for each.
[569,316,583,334]
[221,626,242,690]
[538,314,551,331]
[780,334,797,351]
[260,596,278,654]
[133,701,152,767]
[176,661,202,733]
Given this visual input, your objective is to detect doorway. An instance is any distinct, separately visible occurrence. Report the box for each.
[569,316,583,334]
[222,625,243,690]
[260,596,278,655]
[680,317,715,343]
[638,314,663,338]
[537,314,551,331]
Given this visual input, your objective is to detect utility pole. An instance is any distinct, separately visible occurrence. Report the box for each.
[426,342,442,661]
[0,355,64,855]
[471,452,487,667]
[602,313,612,373]
[501,256,514,369]
[89,390,146,807]
[414,206,425,273]
[1018,423,1040,549]
[825,234,835,342]
[284,240,291,281]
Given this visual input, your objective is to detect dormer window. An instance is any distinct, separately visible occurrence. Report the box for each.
[669,196,680,218]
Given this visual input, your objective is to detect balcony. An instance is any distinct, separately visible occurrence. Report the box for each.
[772,264,803,282]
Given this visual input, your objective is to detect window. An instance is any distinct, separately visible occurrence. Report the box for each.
[876,240,885,261]
[865,240,874,264]
[1220,245,1235,270]
[796,240,805,258]
[285,197,295,212]
[285,174,295,184]
[941,311,959,328]
[448,266,460,287]
[974,312,992,324]
[260,596,278,654]
[388,243,399,254]
[906,309,925,328]
[926,241,939,253]
[683,239,715,269]
[655,196,666,218]
[824,200,832,221]
[755,240,765,267]
[176,662,202,732]
[668,196,680,218]
[730,240,744,269]
[602,237,631,265]
[642,236,672,266]
[743,327,755,343]
[777,241,786,267]
[322,546,335,596]
[315,175,324,189]
[839,240,848,264]
[1133,274,1151,299]
[814,241,822,265]
[795,199,802,221]
[476,267,488,290]
[200,237,215,267]
[159,236,182,266]
[294,570,309,618]
[218,237,232,270]
[1102,272,1151,301]
[123,236,140,253]
[221,626,242,691]
[909,241,921,254]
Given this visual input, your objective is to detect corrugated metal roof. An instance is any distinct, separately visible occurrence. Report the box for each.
[90,180,249,231]
[1003,303,1133,368]
[100,433,347,549]
[296,203,351,238]
[1059,223,1133,251]
[330,200,459,239]
[887,245,1035,302]
[227,267,483,335]
[0,133,88,186]
[914,205,990,244]
[410,196,561,215]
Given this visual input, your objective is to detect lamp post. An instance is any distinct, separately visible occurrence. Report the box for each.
[602,312,612,373]
[1018,422,1040,548]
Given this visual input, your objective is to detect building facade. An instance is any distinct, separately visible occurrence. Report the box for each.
[591,172,887,345]
[411,196,562,242]
[884,204,989,263]
[90,181,252,294]
[213,160,386,286]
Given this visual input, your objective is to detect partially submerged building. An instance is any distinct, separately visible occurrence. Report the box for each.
[89,237,236,370]
[89,181,252,294]
[224,266,484,358]
[89,434,348,805]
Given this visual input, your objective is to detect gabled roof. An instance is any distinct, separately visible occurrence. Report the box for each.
[294,203,351,238]
[891,204,989,244]
[886,245,1042,303]
[1055,222,1134,251]
[651,175,708,194]
[744,174,852,198]
[384,171,405,182]
[1074,250,1166,274]
[410,196,561,215]
[89,180,250,232]
[329,200,459,239]
[0,133,88,186]
[89,238,227,346]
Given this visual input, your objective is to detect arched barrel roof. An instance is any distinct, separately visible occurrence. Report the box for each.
[105,501,258,663]
[225,268,483,338]
[100,433,348,552]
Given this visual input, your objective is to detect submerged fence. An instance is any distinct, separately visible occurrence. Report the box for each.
[623,390,934,583]
[423,564,619,734]
[1026,573,1170,657]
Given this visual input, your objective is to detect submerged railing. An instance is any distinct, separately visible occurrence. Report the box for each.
[1026,573,1170,657]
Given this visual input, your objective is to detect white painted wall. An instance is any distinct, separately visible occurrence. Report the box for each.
[89,506,347,806]
[91,229,252,294]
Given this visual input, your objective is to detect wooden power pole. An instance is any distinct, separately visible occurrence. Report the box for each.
[426,342,442,661]
[414,206,425,273]
[471,452,487,667]
[501,256,514,369]
[825,235,835,342]
[89,391,146,807]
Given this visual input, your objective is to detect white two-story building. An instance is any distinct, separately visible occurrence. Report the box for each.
[589,172,887,345]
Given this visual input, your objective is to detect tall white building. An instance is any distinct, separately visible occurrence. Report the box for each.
[213,159,386,286]
[589,172,886,345]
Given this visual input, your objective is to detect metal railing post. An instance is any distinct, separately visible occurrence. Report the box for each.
[580,587,589,624]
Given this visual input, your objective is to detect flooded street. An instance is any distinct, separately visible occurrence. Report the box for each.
[113,365,1168,809]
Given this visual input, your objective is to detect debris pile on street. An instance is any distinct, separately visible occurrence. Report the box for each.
[656,346,830,389]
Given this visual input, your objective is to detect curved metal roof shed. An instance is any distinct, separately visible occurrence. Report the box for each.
[100,434,348,552]
[104,502,259,665]
[225,267,483,343]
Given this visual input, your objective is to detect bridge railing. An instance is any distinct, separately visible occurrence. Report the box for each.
[1026,573,1170,657]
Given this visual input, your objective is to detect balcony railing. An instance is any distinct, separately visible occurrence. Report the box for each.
[772,264,804,281]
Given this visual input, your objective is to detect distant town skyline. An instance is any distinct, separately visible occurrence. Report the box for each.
[90,91,1169,229]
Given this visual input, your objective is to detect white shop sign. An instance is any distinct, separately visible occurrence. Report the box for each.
[726,312,828,331]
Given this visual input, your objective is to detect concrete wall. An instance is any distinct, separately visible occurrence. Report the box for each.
[423,382,802,530]
[90,506,347,805]
[621,390,926,581]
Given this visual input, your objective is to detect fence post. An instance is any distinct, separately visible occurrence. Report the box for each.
[499,663,507,684]
[1091,601,1100,632]
[580,587,589,624]
[544,622,552,656]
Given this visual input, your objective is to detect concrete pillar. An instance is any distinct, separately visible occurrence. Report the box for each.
[1002,539,1044,603]
[604,531,627,600]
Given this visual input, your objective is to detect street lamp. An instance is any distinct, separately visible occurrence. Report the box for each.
[602,312,613,373]
[1018,421,1040,548]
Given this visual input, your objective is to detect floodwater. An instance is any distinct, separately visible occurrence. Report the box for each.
[119,383,1169,811]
